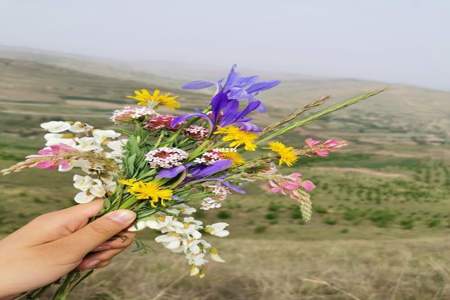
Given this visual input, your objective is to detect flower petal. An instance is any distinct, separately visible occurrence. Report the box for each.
[182,80,215,90]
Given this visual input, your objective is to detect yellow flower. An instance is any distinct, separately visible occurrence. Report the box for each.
[214,126,258,151]
[220,150,245,166]
[124,180,173,207]
[127,89,180,109]
[269,141,298,167]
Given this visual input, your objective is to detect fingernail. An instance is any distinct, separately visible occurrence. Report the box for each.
[107,210,136,225]
[84,259,100,269]
[93,244,110,251]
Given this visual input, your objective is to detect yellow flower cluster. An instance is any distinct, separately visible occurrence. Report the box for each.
[127,89,180,109]
[119,179,173,207]
[269,141,298,167]
[214,126,258,151]
[220,150,245,166]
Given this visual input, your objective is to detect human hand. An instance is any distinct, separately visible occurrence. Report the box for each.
[0,200,136,299]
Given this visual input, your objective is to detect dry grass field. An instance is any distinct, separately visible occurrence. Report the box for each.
[0,47,449,299]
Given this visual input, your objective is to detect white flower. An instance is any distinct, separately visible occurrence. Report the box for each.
[72,175,106,203]
[69,121,93,133]
[106,139,127,161]
[111,106,156,123]
[172,204,196,215]
[155,233,183,251]
[187,253,208,267]
[128,220,147,232]
[75,137,101,152]
[205,223,229,237]
[200,197,222,210]
[74,191,96,203]
[73,175,93,192]
[44,133,76,147]
[147,215,178,231]
[41,121,71,133]
[101,176,117,193]
[145,147,188,169]
[90,179,106,198]
[71,159,92,173]
[93,129,120,144]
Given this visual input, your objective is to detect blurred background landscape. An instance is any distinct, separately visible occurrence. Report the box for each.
[1,1,450,299]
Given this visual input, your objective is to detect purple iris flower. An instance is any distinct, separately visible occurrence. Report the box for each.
[172,65,280,132]
[182,64,280,113]
[172,90,262,132]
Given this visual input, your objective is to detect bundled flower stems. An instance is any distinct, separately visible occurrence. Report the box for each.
[2,65,384,299]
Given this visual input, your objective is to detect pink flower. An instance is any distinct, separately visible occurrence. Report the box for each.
[305,138,347,157]
[301,180,316,192]
[31,144,77,171]
[145,115,181,131]
[265,172,315,201]
[111,106,156,123]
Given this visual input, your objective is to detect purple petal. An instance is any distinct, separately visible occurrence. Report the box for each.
[171,113,213,130]
[182,80,215,90]
[223,181,246,194]
[234,75,259,88]
[220,100,240,126]
[237,122,261,132]
[234,100,261,121]
[210,91,229,123]
[246,80,281,94]
[223,64,239,91]
[190,160,232,178]
[158,166,186,178]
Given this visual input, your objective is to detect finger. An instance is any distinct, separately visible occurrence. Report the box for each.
[79,259,111,271]
[56,209,136,257]
[2,200,104,247]
[92,232,135,252]
[78,248,123,270]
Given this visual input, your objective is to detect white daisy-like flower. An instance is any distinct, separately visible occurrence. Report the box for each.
[145,147,188,169]
[41,121,71,133]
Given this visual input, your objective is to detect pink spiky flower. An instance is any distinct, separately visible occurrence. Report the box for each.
[304,138,347,157]
[145,115,181,131]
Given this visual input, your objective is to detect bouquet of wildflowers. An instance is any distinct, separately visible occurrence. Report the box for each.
[2,65,382,299]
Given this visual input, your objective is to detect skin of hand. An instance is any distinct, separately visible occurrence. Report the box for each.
[0,200,136,299]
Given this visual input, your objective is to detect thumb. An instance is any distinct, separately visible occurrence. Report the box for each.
[58,209,136,257]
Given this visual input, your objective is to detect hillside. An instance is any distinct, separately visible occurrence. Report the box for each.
[1,51,450,299]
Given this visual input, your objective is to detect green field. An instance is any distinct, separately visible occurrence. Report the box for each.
[1,49,450,299]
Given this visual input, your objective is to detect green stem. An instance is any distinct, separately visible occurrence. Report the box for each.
[257,89,385,144]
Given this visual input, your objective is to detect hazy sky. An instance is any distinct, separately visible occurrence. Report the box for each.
[0,0,449,90]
